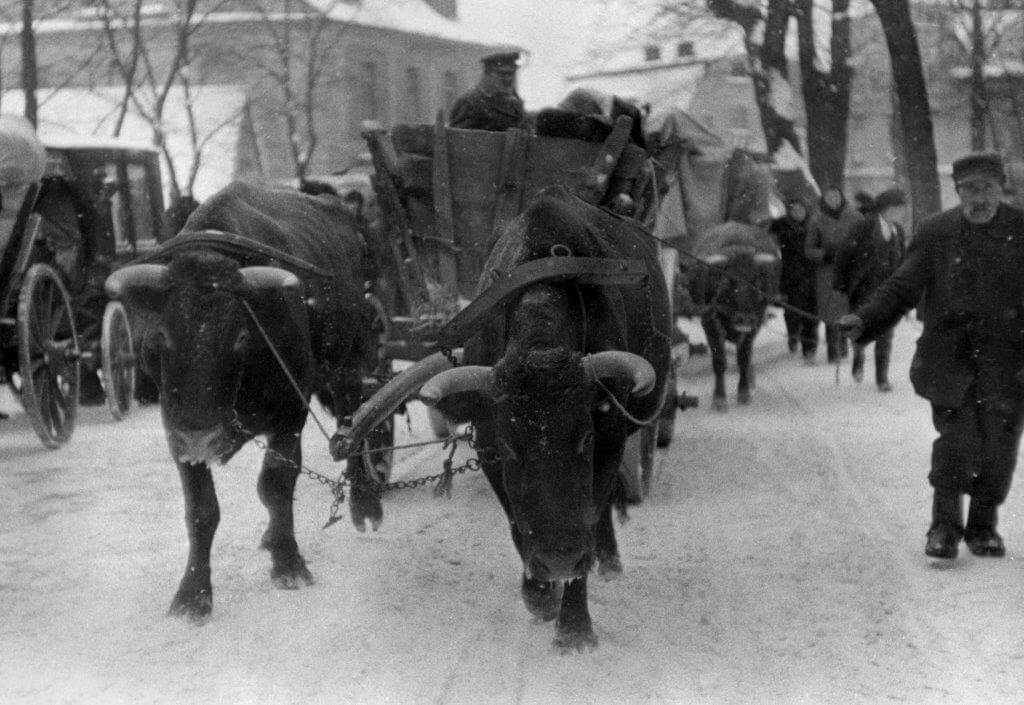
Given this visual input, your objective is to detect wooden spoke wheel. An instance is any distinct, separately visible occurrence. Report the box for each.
[101,301,135,421]
[17,263,81,448]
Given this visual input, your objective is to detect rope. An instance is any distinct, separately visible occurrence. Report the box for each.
[240,299,334,443]
[593,376,665,427]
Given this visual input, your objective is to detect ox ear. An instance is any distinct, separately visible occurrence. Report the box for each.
[583,351,656,396]
[105,264,170,312]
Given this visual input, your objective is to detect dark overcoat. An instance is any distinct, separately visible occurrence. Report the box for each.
[449,86,525,131]
[771,215,815,311]
[855,203,1024,407]
[835,216,906,310]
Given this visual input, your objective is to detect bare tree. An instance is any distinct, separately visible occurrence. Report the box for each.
[245,0,347,181]
[870,0,941,222]
[96,0,240,201]
[20,0,38,125]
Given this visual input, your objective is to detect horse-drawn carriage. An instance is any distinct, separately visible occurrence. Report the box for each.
[0,116,164,447]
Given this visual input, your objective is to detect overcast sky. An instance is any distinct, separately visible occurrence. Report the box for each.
[458,0,605,109]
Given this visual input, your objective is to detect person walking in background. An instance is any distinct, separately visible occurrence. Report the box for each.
[835,188,908,391]
[839,153,1024,560]
[772,197,817,360]
[806,186,862,363]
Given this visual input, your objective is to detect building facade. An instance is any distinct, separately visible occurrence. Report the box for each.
[0,0,511,195]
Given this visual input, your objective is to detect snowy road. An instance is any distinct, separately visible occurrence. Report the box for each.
[2,312,1024,705]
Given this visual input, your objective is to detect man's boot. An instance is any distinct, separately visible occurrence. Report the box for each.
[965,499,1005,557]
[925,490,963,558]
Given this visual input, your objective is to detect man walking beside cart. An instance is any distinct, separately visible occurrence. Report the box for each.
[840,152,1024,560]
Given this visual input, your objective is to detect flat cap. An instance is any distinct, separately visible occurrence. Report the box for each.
[873,187,906,211]
[952,151,1005,184]
[481,51,521,69]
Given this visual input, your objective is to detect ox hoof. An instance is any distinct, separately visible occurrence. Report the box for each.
[553,625,598,653]
[712,397,728,413]
[350,494,384,533]
[737,389,751,405]
[597,554,623,580]
[522,575,563,622]
[270,557,314,590]
[168,589,212,623]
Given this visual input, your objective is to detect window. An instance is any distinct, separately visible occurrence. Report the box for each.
[404,67,423,122]
[676,41,694,58]
[443,70,460,109]
[351,60,381,130]
[644,45,661,62]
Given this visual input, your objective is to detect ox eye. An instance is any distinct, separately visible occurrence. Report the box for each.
[233,329,250,354]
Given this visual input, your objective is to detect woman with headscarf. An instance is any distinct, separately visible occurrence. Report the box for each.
[806,186,863,363]
[771,197,817,359]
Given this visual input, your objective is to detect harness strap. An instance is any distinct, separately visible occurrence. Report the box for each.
[133,229,333,278]
[435,255,648,349]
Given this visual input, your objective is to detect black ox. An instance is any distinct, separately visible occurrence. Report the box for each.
[106,181,385,620]
[379,186,671,650]
[691,222,780,411]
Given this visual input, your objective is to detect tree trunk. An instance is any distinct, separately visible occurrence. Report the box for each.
[869,0,941,225]
[796,0,852,189]
[969,0,988,150]
[706,0,802,156]
[20,0,38,127]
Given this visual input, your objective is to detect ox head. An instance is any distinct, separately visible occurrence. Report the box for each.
[418,286,655,583]
[702,249,778,336]
[106,251,305,465]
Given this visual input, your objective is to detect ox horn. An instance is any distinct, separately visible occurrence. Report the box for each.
[702,253,728,266]
[239,266,302,291]
[329,350,462,461]
[418,365,495,406]
[105,264,170,300]
[583,351,656,396]
[753,252,778,265]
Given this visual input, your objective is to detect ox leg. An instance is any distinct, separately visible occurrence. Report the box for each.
[258,432,313,589]
[554,577,597,652]
[737,333,754,405]
[595,503,622,579]
[169,461,220,621]
[703,318,728,412]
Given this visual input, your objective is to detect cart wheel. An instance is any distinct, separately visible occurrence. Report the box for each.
[17,263,81,448]
[640,424,657,498]
[101,301,135,421]
[657,365,678,448]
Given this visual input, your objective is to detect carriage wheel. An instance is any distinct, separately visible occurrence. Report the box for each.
[101,301,135,421]
[17,263,81,448]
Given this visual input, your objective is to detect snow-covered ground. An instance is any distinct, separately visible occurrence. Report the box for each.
[2,312,1023,705]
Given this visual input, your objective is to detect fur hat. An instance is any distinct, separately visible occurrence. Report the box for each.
[951,152,1005,184]
[873,188,906,211]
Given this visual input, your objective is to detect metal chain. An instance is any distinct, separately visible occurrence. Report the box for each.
[228,414,494,527]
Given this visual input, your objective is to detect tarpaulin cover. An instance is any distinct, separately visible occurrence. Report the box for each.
[0,114,45,186]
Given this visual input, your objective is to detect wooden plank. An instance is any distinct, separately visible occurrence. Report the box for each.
[490,127,529,244]
[431,111,459,298]
[579,115,633,205]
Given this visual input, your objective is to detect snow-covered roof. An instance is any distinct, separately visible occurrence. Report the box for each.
[2,85,247,201]
[1,0,509,49]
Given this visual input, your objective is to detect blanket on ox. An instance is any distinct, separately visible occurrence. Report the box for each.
[464,186,671,427]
